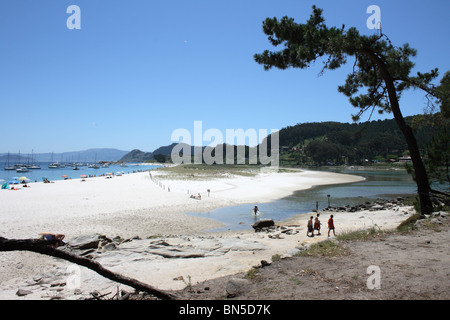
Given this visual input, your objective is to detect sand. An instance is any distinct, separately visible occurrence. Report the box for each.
[0,166,416,299]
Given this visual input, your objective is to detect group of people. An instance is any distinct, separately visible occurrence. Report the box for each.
[307,213,335,237]
[190,193,202,200]
[253,204,336,237]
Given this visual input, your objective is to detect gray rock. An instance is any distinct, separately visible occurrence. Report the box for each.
[68,234,102,250]
[101,242,117,252]
[217,238,266,252]
[284,248,301,257]
[147,245,207,258]
[252,219,275,230]
[16,288,33,296]
[225,278,250,298]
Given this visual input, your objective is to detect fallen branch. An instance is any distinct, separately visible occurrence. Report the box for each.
[0,237,177,300]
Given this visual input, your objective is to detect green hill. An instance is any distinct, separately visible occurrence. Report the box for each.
[277,116,438,166]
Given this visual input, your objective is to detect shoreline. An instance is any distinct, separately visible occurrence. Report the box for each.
[3,167,413,300]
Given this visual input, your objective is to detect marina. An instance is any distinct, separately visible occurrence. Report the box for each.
[1,161,161,184]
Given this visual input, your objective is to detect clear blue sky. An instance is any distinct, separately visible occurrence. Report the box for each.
[0,0,449,153]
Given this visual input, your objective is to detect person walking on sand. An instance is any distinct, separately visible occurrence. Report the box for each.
[307,216,314,237]
[313,213,321,235]
[328,215,335,237]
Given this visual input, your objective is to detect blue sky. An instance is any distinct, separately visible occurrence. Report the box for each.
[0,0,449,153]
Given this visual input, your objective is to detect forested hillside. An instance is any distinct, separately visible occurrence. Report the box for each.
[278,116,438,166]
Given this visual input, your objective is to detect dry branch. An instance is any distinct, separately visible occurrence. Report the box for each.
[0,237,177,300]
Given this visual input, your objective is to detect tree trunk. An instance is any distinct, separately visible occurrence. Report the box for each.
[0,237,177,300]
[363,50,434,216]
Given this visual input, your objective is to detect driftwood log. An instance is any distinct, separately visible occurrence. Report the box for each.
[0,237,176,300]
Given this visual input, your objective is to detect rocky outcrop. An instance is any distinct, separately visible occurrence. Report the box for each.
[322,197,407,213]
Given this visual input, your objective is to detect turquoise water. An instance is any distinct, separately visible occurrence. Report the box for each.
[187,169,418,232]
[0,162,161,183]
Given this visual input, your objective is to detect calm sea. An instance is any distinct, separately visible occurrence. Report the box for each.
[187,168,419,232]
[0,162,161,183]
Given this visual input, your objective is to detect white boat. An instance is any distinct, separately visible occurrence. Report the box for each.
[4,152,16,170]
[29,150,41,169]
[48,153,61,168]
[16,167,30,173]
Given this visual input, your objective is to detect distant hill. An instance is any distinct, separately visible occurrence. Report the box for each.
[119,115,439,165]
[119,143,198,162]
[119,149,153,162]
[0,148,130,163]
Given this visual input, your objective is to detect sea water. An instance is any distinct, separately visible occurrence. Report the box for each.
[186,168,418,232]
[0,162,161,183]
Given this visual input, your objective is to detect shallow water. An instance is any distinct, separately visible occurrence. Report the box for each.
[186,168,417,232]
[0,162,160,183]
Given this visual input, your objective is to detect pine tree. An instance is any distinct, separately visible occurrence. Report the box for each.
[254,6,443,216]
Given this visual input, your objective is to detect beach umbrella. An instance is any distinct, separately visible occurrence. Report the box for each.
[9,180,19,184]
[80,174,88,178]
[18,176,28,181]
[62,175,68,178]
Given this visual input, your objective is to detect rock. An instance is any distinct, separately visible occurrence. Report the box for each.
[252,219,275,230]
[371,205,384,210]
[16,289,33,297]
[283,248,301,257]
[260,260,271,267]
[147,246,207,259]
[297,243,310,251]
[68,234,102,250]
[225,278,250,298]
[432,211,448,218]
[102,242,117,251]
[268,233,284,239]
[430,218,443,225]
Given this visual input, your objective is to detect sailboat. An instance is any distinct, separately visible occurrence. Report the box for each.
[29,150,41,169]
[4,152,15,170]
[88,153,100,169]
[48,152,61,168]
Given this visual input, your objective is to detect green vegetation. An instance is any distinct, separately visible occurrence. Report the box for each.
[155,164,262,180]
[244,267,260,280]
[254,5,449,215]
[277,116,437,167]
[296,240,350,257]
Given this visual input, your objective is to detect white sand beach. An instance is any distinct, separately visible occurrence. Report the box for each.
[0,167,415,299]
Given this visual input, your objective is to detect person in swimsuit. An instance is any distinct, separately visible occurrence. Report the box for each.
[40,233,66,248]
[328,215,335,237]
[307,216,314,237]
[313,213,321,235]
